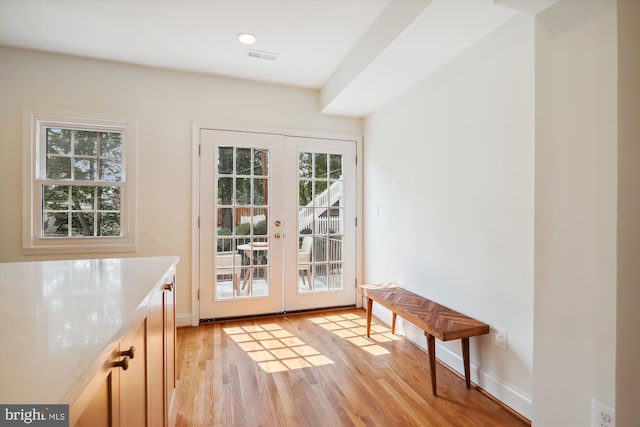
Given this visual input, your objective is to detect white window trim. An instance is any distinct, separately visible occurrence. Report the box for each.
[23,108,137,254]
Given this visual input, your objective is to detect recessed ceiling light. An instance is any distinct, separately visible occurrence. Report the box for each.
[237,33,256,45]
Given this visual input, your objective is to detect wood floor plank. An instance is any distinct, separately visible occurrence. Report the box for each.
[175,308,529,427]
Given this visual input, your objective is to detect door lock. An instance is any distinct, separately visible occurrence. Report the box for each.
[274,220,282,227]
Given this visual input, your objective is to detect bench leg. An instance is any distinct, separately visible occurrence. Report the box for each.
[462,337,471,389]
[366,298,373,338]
[425,333,437,396]
[391,312,397,334]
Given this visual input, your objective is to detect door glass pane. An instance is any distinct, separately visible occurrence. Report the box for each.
[253,207,268,236]
[254,149,268,176]
[215,146,270,300]
[218,147,233,174]
[235,178,251,205]
[297,151,345,293]
[217,178,233,204]
[299,152,312,178]
[329,154,342,179]
[299,180,311,206]
[328,263,343,290]
[328,207,343,233]
[314,153,327,179]
[236,148,251,175]
[253,178,267,205]
[330,183,343,207]
[314,181,328,207]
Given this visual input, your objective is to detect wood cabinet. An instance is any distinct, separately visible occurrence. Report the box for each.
[71,269,177,427]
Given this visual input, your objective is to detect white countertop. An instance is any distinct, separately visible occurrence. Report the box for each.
[0,256,179,405]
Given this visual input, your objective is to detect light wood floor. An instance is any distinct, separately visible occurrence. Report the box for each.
[175,308,529,427]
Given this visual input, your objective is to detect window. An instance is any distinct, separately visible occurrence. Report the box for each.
[23,109,137,254]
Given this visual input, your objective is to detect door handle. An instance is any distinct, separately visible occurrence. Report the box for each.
[274,233,282,240]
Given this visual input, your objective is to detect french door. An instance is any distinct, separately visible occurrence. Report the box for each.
[199,129,356,319]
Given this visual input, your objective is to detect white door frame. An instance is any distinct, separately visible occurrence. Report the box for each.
[190,122,363,326]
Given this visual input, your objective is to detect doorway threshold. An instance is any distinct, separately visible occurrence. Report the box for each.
[199,304,357,324]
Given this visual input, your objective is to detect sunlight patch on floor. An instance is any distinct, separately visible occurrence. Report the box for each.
[309,312,402,355]
[223,323,334,373]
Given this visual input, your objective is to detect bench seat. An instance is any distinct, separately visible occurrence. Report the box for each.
[359,283,490,396]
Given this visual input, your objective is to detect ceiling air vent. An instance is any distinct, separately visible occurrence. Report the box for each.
[247,49,279,61]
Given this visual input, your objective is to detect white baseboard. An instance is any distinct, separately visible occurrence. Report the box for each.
[475,369,532,419]
[176,313,194,328]
[371,305,532,420]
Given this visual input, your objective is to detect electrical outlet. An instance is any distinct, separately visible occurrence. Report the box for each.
[591,399,615,427]
[494,326,507,351]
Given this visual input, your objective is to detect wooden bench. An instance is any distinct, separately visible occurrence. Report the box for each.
[359,283,490,396]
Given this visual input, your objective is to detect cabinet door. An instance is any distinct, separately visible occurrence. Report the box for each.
[73,346,120,427]
[146,273,177,427]
[163,274,177,424]
[119,318,147,427]
[148,284,166,426]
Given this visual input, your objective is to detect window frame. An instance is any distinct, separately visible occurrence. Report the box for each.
[23,108,137,254]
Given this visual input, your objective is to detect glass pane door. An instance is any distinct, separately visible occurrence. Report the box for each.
[283,137,356,312]
[297,151,345,293]
[199,130,284,319]
[215,146,270,299]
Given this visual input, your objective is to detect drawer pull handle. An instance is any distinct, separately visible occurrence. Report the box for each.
[113,356,130,371]
[120,346,135,359]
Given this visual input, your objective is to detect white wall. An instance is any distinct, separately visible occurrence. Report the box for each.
[0,46,362,319]
[616,1,640,424]
[533,1,617,426]
[363,13,535,417]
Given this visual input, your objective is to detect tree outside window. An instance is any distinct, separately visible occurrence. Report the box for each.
[42,128,123,238]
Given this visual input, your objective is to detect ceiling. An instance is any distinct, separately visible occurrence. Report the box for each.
[0,0,557,117]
